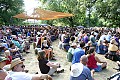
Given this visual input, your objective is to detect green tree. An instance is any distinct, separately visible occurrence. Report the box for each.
[39,0,87,27]
[0,0,24,25]
[84,0,97,27]
[40,0,120,28]
[95,0,120,27]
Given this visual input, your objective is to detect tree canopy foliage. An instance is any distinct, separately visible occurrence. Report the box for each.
[95,0,120,27]
[0,0,24,25]
[0,0,119,28]
[39,0,87,27]
[39,0,120,27]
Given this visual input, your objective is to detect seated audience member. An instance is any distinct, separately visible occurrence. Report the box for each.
[58,31,63,49]
[18,34,30,53]
[70,55,94,80]
[18,34,24,43]
[9,43,24,61]
[0,46,7,56]
[67,43,77,62]
[70,36,75,43]
[41,37,51,50]
[0,57,8,80]
[2,42,9,49]
[105,39,119,61]
[87,47,107,77]
[37,50,64,76]
[103,40,109,54]
[36,33,43,48]
[84,41,92,55]
[74,34,79,43]
[106,32,112,43]
[72,42,85,64]
[5,58,52,80]
[96,40,105,54]
[62,34,70,51]
[12,35,23,52]
[22,40,30,53]
[41,37,55,60]
[89,32,97,47]
[83,32,89,43]
[4,50,12,65]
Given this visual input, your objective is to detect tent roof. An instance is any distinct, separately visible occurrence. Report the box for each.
[13,8,73,20]
[13,13,31,19]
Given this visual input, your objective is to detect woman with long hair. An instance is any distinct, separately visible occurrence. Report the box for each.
[37,50,64,76]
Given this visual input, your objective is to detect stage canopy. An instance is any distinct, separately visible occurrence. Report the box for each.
[13,13,31,19]
[13,8,73,20]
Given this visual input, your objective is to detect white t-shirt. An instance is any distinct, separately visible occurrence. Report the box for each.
[61,34,65,42]
[5,71,33,80]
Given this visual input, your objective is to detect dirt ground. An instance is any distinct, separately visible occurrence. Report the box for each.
[24,40,118,80]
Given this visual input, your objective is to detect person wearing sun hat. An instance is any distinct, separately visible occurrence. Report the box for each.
[0,57,8,80]
[5,58,52,80]
[70,55,93,80]
[108,39,118,51]
[106,39,119,61]
[108,39,118,52]
[0,57,7,66]
[9,58,23,71]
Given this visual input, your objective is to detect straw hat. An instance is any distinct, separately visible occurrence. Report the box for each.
[110,39,118,46]
[10,58,23,69]
[108,44,118,51]
[70,63,83,77]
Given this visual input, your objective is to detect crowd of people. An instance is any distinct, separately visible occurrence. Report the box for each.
[0,25,120,80]
[58,27,120,80]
